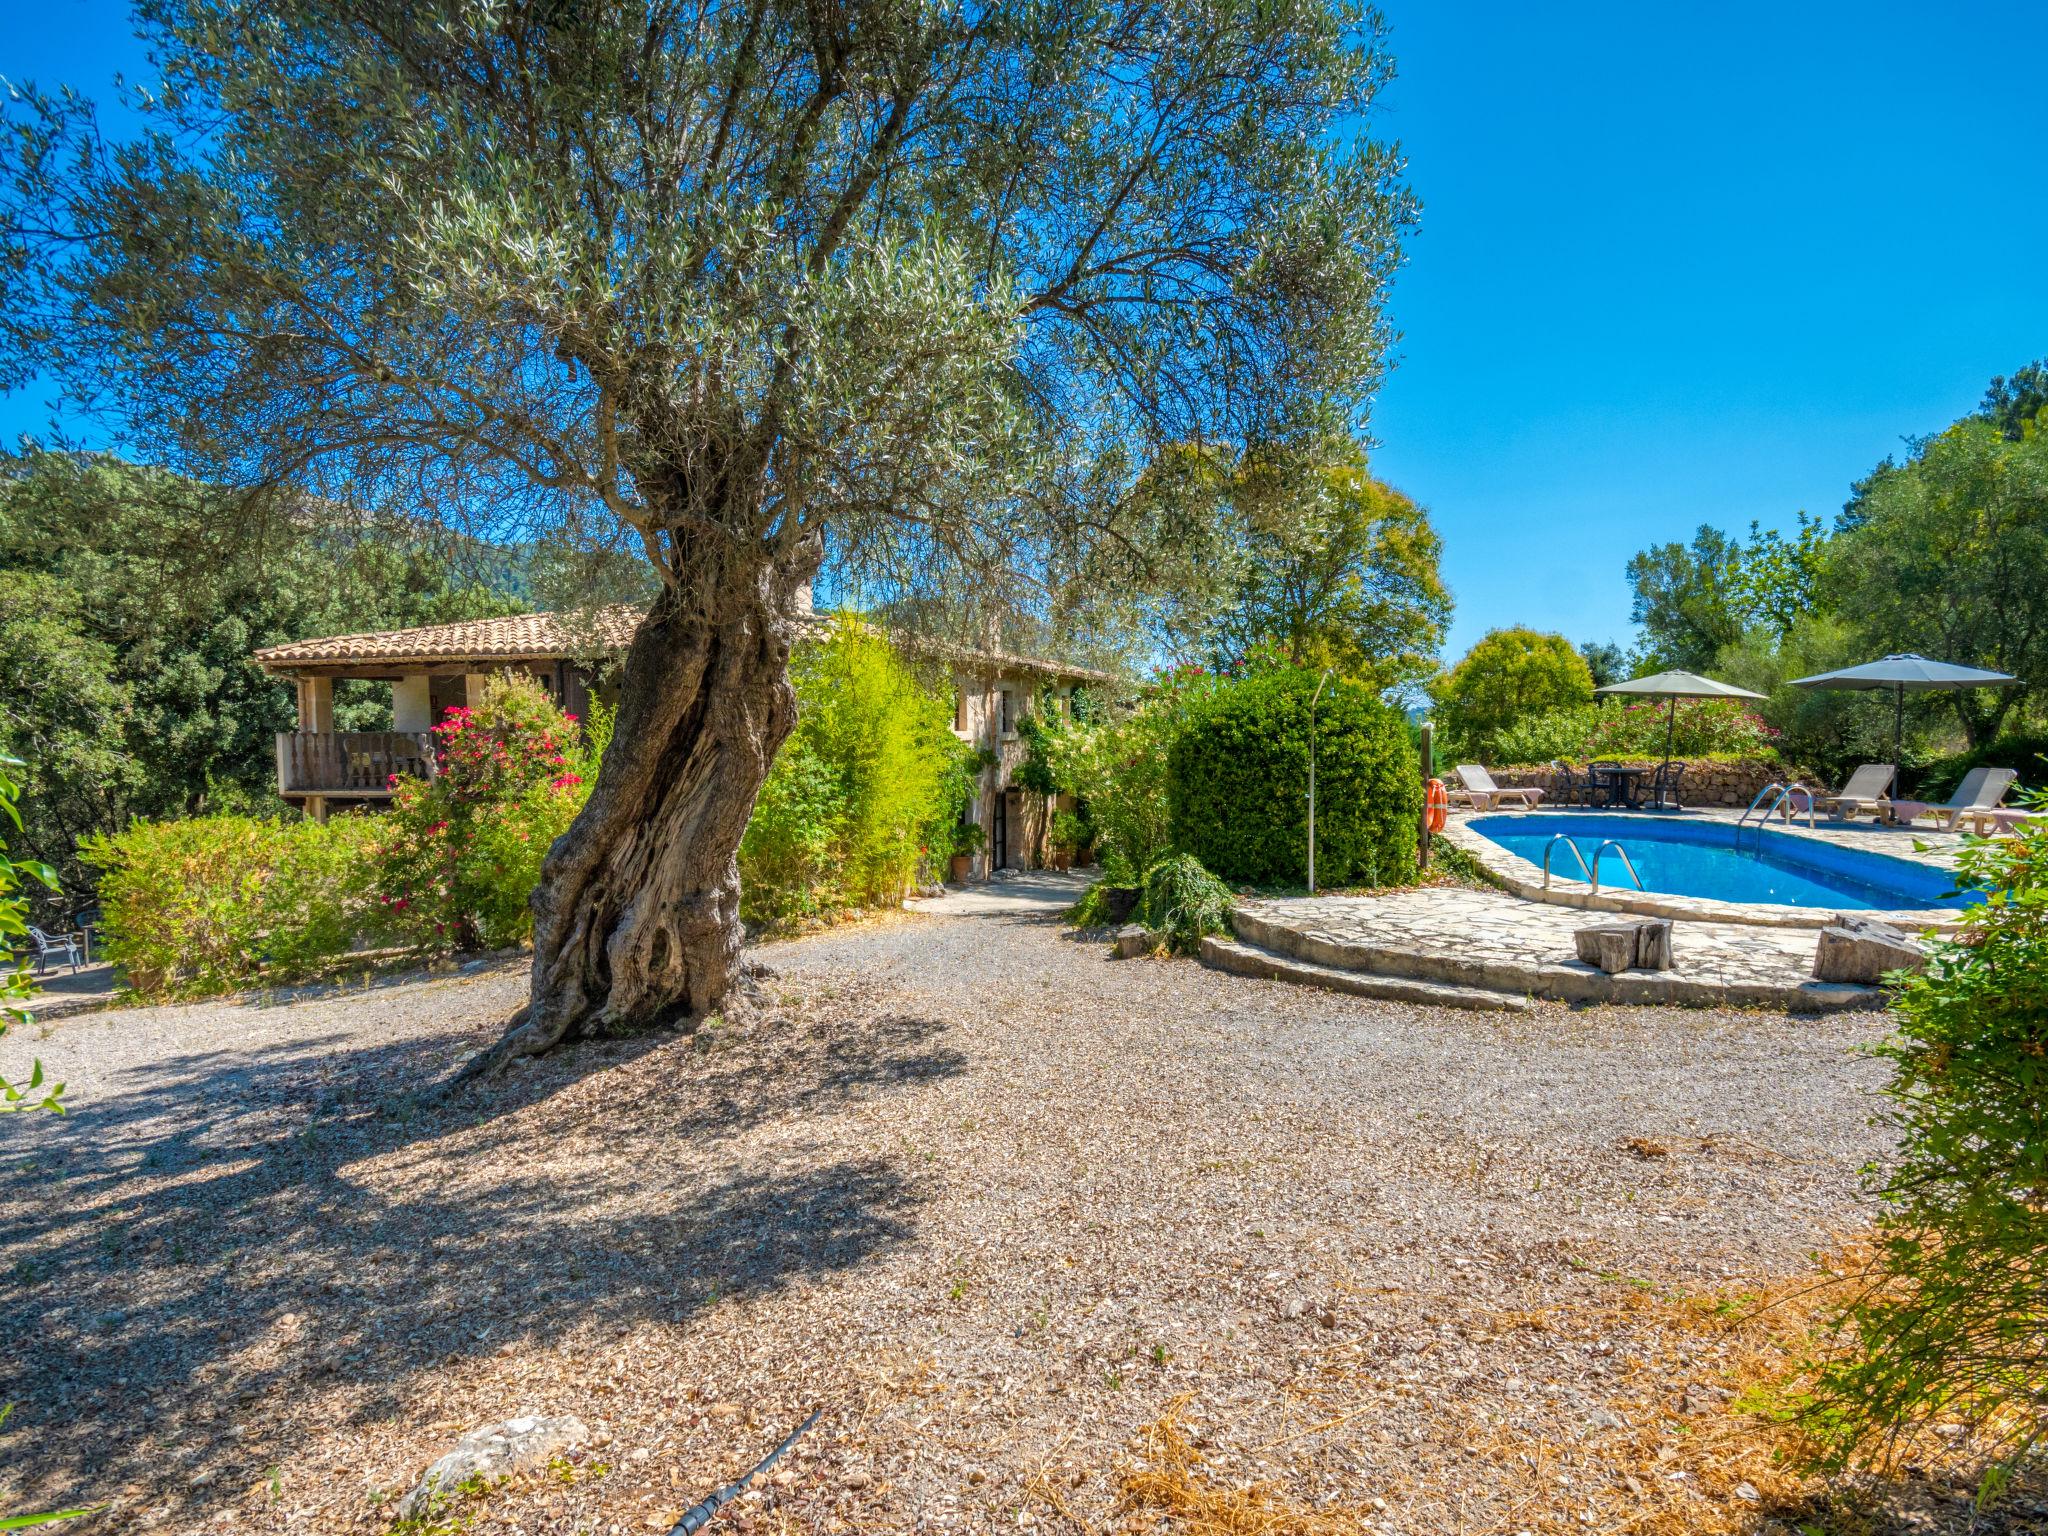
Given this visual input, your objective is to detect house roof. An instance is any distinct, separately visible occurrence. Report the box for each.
[253,607,644,670]
[253,605,1115,683]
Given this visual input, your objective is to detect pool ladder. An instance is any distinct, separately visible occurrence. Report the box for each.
[1543,834,1645,894]
[1736,781,1815,851]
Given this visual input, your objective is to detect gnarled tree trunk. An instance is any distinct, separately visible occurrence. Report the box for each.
[463,551,814,1075]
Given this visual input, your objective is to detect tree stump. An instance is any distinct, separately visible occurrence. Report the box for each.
[1574,919,1675,974]
[1633,919,1674,971]
[1813,914,1925,984]
[1574,925,1640,974]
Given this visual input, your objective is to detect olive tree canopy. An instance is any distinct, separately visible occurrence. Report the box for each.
[3,0,1416,1063]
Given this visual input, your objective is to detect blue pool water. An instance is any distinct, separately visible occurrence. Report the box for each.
[1468,814,1979,911]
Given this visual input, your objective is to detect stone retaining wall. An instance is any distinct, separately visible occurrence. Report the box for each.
[1482,756,1813,809]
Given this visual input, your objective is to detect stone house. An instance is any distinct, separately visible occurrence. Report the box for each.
[251,606,1108,879]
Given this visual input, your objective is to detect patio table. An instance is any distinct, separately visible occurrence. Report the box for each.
[1599,766,1648,809]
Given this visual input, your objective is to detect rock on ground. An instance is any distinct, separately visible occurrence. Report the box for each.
[397,1415,588,1520]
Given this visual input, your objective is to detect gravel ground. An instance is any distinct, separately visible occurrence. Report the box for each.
[0,899,1982,1535]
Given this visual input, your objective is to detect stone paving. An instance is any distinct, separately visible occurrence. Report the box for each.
[1233,887,1886,1011]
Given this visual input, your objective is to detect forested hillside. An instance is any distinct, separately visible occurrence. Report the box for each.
[0,448,530,908]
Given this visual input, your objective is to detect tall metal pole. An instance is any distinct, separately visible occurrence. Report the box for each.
[1308,669,1330,894]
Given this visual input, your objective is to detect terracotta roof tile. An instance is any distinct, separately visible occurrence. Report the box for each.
[252,607,644,668]
[254,606,1114,682]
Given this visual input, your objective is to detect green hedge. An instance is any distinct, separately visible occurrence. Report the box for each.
[1912,731,2048,802]
[82,814,381,998]
[1167,669,1421,888]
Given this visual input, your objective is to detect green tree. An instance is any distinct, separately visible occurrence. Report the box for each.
[1977,358,2048,442]
[1142,439,1450,695]
[1625,515,1833,669]
[1625,526,1745,672]
[1432,628,1594,759]
[1577,640,1628,689]
[1831,421,2048,747]
[4,0,1415,1063]
[0,450,519,903]
[1724,512,1831,641]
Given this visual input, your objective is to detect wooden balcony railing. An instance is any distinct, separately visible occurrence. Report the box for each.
[276,731,437,796]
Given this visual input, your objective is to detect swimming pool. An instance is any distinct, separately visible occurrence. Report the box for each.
[1466,814,1977,912]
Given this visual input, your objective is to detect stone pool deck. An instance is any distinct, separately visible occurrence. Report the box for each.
[1437,806,1968,932]
[1208,888,1887,1013]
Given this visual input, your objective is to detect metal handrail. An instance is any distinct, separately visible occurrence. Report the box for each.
[1591,840,1644,893]
[1543,833,1593,888]
[1736,781,1786,831]
[1736,780,1815,850]
[1780,781,1816,829]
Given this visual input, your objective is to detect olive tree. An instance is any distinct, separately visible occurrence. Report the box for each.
[4,0,1413,1065]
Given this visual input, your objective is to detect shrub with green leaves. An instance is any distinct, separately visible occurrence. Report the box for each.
[1045,666,1216,883]
[1488,698,1783,766]
[83,812,380,997]
[1808,801,2046,1476]
[1139,853,1234,955]
[739,619,969,926]
[1,755,64,1114]
[1168,668,1419,888]
[1914,731,2048,803]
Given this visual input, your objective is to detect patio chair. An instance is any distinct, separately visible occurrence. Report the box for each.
[1884,766,2018,832]
[1588,760,1624,807]
[1646,761,1687,810]
[1548,761,1598,806]
[26,925,85,975]
[1452,764,1544,811]
[1813,763,1896,821]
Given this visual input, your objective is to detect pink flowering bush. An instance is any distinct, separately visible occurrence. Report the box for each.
[1491,699,1782,765]
[1585,698,1781,758]
[372,675,599,951]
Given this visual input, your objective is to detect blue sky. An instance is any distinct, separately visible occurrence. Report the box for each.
[5,2,2046,661]
[1366,3,2048,658]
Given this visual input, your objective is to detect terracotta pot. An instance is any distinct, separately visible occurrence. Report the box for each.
[949,853,972,883]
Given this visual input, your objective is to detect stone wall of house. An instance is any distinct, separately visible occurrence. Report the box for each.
[1484,756,1815,809]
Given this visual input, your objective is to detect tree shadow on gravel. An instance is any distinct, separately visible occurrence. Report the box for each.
[0,1000,959,1527]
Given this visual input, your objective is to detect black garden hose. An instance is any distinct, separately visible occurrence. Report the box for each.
[666,1406,824,1534]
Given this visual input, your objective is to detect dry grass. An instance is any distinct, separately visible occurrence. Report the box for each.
[1110,1246,2042,1536]
[1114,1396,1373,1535]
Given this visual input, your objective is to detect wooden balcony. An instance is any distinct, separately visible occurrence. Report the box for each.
[276,731,437,799]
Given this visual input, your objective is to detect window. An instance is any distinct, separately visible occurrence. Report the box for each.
[953,689,968,733]
[998,688,1012,736]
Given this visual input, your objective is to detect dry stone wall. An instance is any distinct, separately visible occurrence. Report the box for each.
[1484,756,1813,809]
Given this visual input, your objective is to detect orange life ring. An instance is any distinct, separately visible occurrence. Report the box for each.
[1424,777,1449,834]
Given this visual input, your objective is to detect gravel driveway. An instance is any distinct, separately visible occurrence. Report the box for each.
[0,899,1927,1534]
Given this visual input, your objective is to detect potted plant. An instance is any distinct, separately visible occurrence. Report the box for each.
[1048,809,1090,872]
[949,821,984,884]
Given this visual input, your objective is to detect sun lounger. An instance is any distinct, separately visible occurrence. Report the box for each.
[1814,763,1896,821]
[1966,805,2037,837]
[1884,766,2018,832]
[1452,764,1545,811]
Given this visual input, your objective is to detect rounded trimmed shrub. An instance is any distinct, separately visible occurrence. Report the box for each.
[1167,669,1421,888]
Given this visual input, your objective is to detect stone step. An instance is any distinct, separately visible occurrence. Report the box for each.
[1229,907,1878,1014]
[1199,936,1532,1013]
